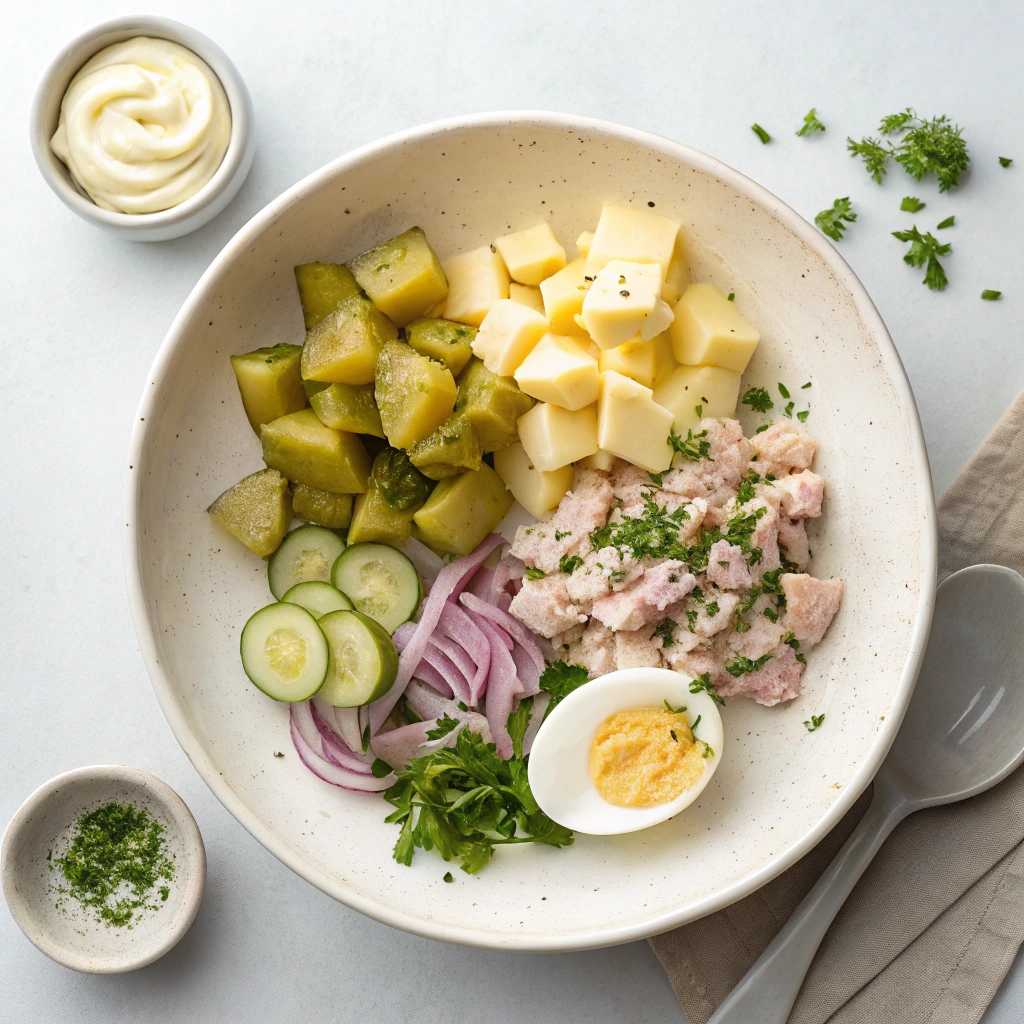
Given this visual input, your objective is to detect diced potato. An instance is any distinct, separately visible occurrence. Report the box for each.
[442,245,510,326]
[230,344,307,434]
[405,318,476,376]
[598,337,657,388]
[517,402,599,472]
[597,371,674,473]
[471,299,549,376]
[576,449,617,472]
[653,364,742,433]
[407,413,483,479]
[348,485,417,546]
[581,260,674,349]
[539,258,591,335]
[294,263,361,330]
[455,358,535,452]
[303,380,384,436]
[493,223,566,286]
[207,468,292,558]
[301,297,398,385]
[493,442,574,518]
[412,464,513,556]
[661,238,691,305]
[586,204,681,279]
[261,409,371,494]
[375,340,458,449]
[576,231,594,260]
[513,333,599,411]
[292,483,354,529]
[651,330,676,387]
[347,227,448,328]
[670,283,760,372]
[509,282,546,314]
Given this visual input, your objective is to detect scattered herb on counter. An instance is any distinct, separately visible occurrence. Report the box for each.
[796,108,826,137]
[804,714,826,732]
[892,225,951,290]
[846,136,890,183]
[524,567,548,581]
[814,197,857,241]
[936,215,955,229]
[742,386,774,413]
[999,157,1013,167]
[981,290,1002,301]
[51,802,175,928]
[668,427,711,461]
[752,123,772,144]
[900,196,925,212]
[426,714,461,740]
[689,672,726,705]
[887,111,969,191]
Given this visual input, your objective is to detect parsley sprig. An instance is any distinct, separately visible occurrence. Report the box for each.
[742,386,774,413]
[668,427,711,461]
[796,108,825,137]
[689,672,726,705]
[892,226,952,290]
[804,714,826,733]
[814,197,857,241]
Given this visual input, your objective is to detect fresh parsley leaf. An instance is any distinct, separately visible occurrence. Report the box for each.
[425,714,461,740]
[654,619,677,648]
[524,567,548,581]
[782,631,807,664]
[506,697,533,760]
[847,136,890,183]
[742,386,773,413]
[689,672,726,705]
[736,470,761,505]
[892,226,952,290]
[889,111,969,192]
[371,758,393,778]
[803,714,826,733]
[814,197,857,241]
[796,108,826,137]
[649,471,666,487]
[538,661,590,716]
[668,427,711,461]
[589,491,693,562]
[999,157,1013,168]
[778,382,791,399]
[755,423,770,434]
[443,871,454,882]
[796,410,809,423]
[981,290,1002,301]
[751,123,771,144]
[900,196,925,212]
[784,401,795,418]
[559,553,583,574]
[725,652,773,676]
[936,215,955,229]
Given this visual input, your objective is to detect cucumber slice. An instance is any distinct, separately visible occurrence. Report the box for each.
[240,603,328,702]
[268,524,346,600]
[317,610,399,707]
[331,542,422,634]
[281,581,354,618]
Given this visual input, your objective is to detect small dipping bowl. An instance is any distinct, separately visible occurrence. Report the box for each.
[30,16,255,241]
[1,765,205,973]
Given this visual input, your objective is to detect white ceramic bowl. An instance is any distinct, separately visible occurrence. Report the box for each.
[1,766,205,972]
[30,16,255,241]
[125,112,936,950]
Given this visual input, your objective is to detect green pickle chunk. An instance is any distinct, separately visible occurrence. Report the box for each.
[412,464,513,556]
[455,358,535,452]
[230,344,307,434]
[375,340,458,449]
[405,318,476,376]
[348,487,418,547]
[261,409,370,494]
[294,263,362,330]
[407,413,483,479]
[301,296,398,385]
[207,468,292,558]
[303,380,384,436]
[292,483,354,529]
[370,448,432,511]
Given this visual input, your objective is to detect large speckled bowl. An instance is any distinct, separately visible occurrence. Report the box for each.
[125,112,936,951]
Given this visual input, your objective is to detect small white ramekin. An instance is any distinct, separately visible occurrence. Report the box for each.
[30,16,255,242]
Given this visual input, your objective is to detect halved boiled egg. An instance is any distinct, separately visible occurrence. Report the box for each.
[528,667,724,835]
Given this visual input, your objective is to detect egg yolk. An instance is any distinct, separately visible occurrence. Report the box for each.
[589,707,706,807]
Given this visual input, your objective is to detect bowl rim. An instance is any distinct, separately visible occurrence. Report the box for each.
[124,109,937,951]
[1,765,206,973]
[29,15,255,234]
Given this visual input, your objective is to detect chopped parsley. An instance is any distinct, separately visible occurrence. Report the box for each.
[796,108,826,137]
[999,157,1013,168]
[725,652,773,676]
[814,197,857,241]
[559,553,584,574]
[426,714,461,740]
[654,619,677,648]
[736,470,761,505]
[443,871,454,882]
[590,492,693,562]
[371,758,394,778]
[706,600,720,616]
[804,714,826,733]
[742,386,773,413]
[981,290,1002,301]
[664,700,687,714]
[538,661,591,715]
[506,697,533,759]
[727,291,735,301]
[900,196,925,212]
[649,471,666,486]
[801,381,812,389]
[755,423,770,434]
[554,530,571,541]
[936,215,955,229]
[751,123,771,144]
[689,672,726,705]
[668,427,711,461]
[783,401,795,418]
[847,136,890,183]
[797,410,809,423]
[778,382,791,399]
[892,226,952,290]
[524,567,548,581]
[782,631,807,664]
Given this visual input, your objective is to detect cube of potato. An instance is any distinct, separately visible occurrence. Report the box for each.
[517,402,599,472]
[261,409,371,494]
[303,380,384,436]
[292,483,354,529]
[494,223,566,285]
[493,442,574,518]
[412,464,513,556]
[653,364,742,433]
[509,282,545,314]
[347,226,448,328]
[597,371,674,473]
[300,297,398,384]
[539,258,591,335]
[514,333,599,411]
[598,337,656,388]
[661,238,691,305]
[581,261,674,349]
[442,245,510,326]
[671,283,760,372]
[375,340,457,449]
[207,468,292,558]
[231,344,307,434]
[406,318,476,376]
[586,204,681,279]
[576,230,594,260]
[455,358,535,452]
[576,449,616,472]
[471,299,549,376]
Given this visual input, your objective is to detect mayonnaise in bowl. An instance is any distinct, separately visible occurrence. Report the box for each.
[50,36,231,215]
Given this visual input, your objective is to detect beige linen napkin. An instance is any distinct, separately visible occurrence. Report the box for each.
[651,390,1024,1024]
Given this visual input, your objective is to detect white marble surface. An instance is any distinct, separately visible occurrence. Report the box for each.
[2,1,1022,1020]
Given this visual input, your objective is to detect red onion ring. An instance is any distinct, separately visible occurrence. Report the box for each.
[290,705,394,791]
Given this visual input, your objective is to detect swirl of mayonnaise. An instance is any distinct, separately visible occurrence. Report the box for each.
[50,37,231,215]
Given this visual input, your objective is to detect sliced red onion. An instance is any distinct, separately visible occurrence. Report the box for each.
[491,557,512,600]
[412,660,455,698]
[392,621,418,651]
[422,641,472,705]
[459,592,546,679]
[309,701,374,774]
[404,536,445,584]
[521,691,552,756]
[510,644,541,696]
[371,719,463,769]
[290,705,394,792]
[465,566,495,601]
[369,534,505,734]
[330,705,365,757]
[437,602,490,702]
[472,613,520,759]
[429,630,477,690]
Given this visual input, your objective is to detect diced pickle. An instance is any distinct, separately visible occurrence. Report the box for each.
[261,409,370,494]
[207,468,292,558]
[301,297,398,385]
[375,340,458,449]
[347,227,448,328]
[454,358,535,452]
[292,483,354,529]
[407,413,483,480]
[370,448,432,511]
[294,263,362,330]
[303,380,384,436]
[412,464,513,556]
[230,344,307,434]
[405,318,476,376]
[347,484,418,547]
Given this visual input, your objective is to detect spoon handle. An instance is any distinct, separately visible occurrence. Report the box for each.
[707,771,908,1024]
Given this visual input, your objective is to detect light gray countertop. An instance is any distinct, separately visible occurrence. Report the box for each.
[2,1,1022,1020]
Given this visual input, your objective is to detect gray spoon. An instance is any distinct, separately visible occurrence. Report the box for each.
[709,563,1024,1024]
